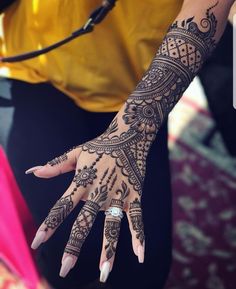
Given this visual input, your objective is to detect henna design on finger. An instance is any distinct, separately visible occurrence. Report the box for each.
[43,156,103,232]
[105,219,121,260]
[44,194,74,229]
[64,200,100,256]
[48,153,68,166]
[129,198,145,245]
[64,168,119,257]
[104,181,129,260]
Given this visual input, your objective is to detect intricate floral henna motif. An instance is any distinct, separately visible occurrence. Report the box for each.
[73,166,97,188]
[123,100,161,134]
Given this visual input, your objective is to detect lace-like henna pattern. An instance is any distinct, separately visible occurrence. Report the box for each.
[65,168,119,257]
[129,198,145,245]
[64,200,101,256]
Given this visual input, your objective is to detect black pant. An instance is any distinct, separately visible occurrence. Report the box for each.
[0,78,172,289]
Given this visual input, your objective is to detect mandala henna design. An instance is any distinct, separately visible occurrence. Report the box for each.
[73,155,102,188]
[123,100,161,134]
[73,166,97,187]
[129,198,145,245]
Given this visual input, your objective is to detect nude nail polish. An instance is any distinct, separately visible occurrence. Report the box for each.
[25,166,43,174]
[100,261,111,283]
[31,230,46,249]
[137,245,144,263]
[59,256,75,278]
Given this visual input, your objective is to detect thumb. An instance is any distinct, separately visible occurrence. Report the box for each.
[25,147,81,178]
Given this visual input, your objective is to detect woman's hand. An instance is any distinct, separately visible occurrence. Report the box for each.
[26,103,157,282]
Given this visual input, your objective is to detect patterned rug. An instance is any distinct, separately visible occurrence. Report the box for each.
[165,78,236,289]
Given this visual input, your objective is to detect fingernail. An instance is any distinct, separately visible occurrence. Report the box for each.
[100,261,111,283]
[31,230,46,249]
[25,166,43,174]
[137,245,144,263]
[59,256,75,278]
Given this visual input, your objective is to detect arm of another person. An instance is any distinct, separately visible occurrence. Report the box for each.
[27,0,235,282]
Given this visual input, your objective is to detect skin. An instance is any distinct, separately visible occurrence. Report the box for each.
[28,0,235,281]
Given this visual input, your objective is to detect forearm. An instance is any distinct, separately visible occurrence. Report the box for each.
[116,0,233,137]
[83,1,234,196]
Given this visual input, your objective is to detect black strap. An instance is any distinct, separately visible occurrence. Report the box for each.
[0,0,16,14]
[1,0,117,63]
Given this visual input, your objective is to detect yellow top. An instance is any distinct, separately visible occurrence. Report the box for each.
[0,0,182,112]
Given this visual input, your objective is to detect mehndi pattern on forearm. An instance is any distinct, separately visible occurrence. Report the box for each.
[81,4,218,198]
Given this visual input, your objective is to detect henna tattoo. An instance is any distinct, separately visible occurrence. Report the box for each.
[48,153,68,166]
[109,175,117,191]
[129,198,145,245]
[64,200,100,256]
[99,168,109,184]
[73,155,102,188]
[44,4,219,261]
[73,166,97,187]
[65,171,114,257]
[104,181,129,260]
[82,130,144,195]
[44,156,103,231]
[105,220,121,260]
[123,100,161,134]
[82,4,218,198]
[44,194,74,229]
[115,181,130,203]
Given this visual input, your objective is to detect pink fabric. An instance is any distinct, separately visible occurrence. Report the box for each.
[0,147,39,289]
